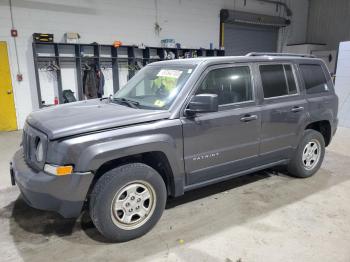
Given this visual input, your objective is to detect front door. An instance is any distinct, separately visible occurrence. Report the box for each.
[181,64,261,186]
[0,41,17,131]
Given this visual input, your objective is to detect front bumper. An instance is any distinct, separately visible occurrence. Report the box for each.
[10,148,94,218]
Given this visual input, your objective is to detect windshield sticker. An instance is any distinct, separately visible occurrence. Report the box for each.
[187,69,193,73]
[154,99,165,107]
[157,69,183,78]
[154,100,165,107]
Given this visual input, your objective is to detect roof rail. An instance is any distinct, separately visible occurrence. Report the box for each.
[246,52,316,58]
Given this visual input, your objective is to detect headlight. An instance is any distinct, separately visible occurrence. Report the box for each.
[35,138,44,162]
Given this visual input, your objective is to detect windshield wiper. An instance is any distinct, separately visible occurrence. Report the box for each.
[112,98,140,109]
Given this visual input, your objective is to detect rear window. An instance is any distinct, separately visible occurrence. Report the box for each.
[259,64,298,98]
[299,64,329,94]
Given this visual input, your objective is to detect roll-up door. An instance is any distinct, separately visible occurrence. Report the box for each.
[224,23,278,56]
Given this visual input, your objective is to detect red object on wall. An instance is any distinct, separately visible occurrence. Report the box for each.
[16,74,23,81]
[11,29,18,37]
[113,40,122,48]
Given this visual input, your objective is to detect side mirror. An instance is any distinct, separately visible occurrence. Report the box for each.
[185,94,218,117]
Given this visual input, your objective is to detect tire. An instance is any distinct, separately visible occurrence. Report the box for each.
[89,163,167,242]
[288,129,325,178]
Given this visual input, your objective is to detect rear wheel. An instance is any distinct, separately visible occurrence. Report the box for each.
[288,129,325,178]
[89,163,167,242]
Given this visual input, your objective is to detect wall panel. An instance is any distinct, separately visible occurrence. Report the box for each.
[307,0,350,49]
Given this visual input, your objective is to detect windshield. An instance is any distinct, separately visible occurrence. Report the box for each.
[113,65,196,110]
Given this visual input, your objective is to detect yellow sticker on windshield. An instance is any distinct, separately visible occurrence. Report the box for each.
[154,100,165,107]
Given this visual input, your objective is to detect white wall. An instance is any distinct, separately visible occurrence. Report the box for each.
[335,41,350,128]
[0,0,309,129]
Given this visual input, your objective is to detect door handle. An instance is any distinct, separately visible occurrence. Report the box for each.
[240,114,258,122]
[291,106,304,112]
[7,90,12,95]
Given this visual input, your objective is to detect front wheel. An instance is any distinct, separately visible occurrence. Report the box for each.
[288,129,325,178]
[89,163,167,242]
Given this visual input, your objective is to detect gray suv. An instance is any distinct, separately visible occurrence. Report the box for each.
[10,53,338,242]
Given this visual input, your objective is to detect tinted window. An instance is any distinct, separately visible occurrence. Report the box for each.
[299,64,329,94]
[196,66,253,105]
[259,64,297,98]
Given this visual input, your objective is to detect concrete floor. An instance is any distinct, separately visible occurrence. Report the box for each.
[0,129,350,262]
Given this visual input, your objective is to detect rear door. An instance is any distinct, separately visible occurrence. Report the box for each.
[181,64,261,186]
[298,63,338,126]
[257,63,308,164]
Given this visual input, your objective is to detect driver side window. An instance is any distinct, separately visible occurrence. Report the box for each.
[196,66,253,105]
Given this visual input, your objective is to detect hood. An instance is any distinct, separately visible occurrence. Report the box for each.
[27,99,171,140]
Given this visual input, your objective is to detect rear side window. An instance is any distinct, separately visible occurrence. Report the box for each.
[299,64,329,94]
[196,66,253,105]
[259,64,297,98]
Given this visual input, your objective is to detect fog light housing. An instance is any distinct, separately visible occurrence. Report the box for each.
[35,138,44,162]
[44,164,73,176]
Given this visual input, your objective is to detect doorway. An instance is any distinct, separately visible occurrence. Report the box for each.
[0,41,17,131]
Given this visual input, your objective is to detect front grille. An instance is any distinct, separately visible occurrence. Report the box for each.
[22,131,31,163]
[22,124,47,170]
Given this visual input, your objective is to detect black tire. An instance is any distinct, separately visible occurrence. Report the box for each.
[89,163,167,242]
[288,129,325,178]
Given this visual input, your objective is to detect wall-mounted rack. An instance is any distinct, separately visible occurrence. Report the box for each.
[32,42,225,108]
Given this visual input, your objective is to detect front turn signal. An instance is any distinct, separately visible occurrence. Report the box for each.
[44,164,73,176]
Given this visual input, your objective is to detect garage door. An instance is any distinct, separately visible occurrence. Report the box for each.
[224,23,278,56]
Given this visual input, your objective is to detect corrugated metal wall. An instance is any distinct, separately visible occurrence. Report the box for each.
[307,0,350,49]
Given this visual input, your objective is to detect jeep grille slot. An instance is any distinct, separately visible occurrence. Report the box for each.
[22,131,31,163]
[22,124,47,170]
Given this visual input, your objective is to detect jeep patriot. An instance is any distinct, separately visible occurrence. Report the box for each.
[10,53,338,241]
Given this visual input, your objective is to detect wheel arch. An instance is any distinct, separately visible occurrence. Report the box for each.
[305,120,332,146]
[89,151,177,197]
[76,134,185,204]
